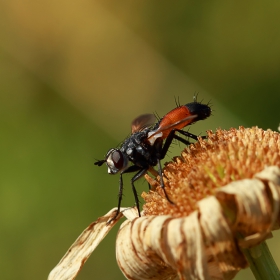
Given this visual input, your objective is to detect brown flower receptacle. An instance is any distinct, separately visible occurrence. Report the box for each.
[143,127,280,217]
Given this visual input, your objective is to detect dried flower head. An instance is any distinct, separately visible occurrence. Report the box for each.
[143,127,280,217]
[116,127,280,280]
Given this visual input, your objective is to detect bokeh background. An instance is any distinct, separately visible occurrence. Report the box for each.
[1,1,280,279]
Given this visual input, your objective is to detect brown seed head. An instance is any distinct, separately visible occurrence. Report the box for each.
[143,127,280,217]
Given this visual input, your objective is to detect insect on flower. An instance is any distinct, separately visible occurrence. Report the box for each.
[95,96,212,223]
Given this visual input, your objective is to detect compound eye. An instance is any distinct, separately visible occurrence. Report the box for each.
[106,149,127,174]
[111,150,124,170]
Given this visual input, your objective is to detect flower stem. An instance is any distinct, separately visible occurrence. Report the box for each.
[243,241,280,280]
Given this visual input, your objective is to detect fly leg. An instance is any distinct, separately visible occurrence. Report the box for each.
[131,168,149,217]
[107,173,125,224]
[107,165,142,224]
[174,130,207,140]
[160,129,205,160]
[157,158,174,204]
[160,129,190,160]
[156,129,203,205]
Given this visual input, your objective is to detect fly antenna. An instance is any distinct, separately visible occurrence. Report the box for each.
[94,159,106,166]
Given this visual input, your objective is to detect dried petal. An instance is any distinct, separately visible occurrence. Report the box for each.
[48,208,135,280]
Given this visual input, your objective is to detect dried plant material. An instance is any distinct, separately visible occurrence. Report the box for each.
[116,127,280,280]
[143,127,280,217]
[116,166,280,280]
[117,216,178,280]
[48,207,138,280]
[198,196,246,278]
[116,198,245,280]
[216,167,280,247]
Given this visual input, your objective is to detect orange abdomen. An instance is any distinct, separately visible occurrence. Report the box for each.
[158,106,193,138]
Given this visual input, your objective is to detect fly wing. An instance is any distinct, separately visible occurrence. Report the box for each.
[131,114,156,134]
[147,114,197,140]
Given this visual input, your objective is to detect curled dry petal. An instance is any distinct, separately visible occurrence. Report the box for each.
[48,207,136,280]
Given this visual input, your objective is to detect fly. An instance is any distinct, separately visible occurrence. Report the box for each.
[95,96,212,223]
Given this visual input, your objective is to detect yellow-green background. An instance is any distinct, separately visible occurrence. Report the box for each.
[1,1,280,279]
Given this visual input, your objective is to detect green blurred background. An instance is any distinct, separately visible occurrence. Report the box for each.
[0,1,280,279]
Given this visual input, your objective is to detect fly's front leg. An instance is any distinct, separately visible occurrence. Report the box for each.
[107,165,142,224]
[107,173,124,224]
